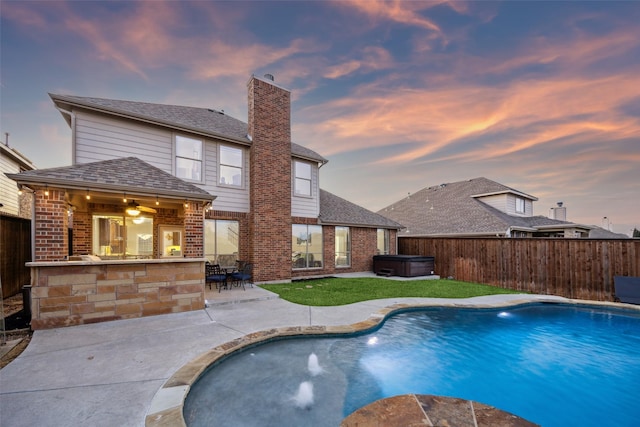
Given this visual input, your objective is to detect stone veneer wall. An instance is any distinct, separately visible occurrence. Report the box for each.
[28,259,205,329]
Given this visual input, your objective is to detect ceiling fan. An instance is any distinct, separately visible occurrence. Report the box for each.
[126,200,157,216]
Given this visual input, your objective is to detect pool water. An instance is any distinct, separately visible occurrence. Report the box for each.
[184,304,640,427]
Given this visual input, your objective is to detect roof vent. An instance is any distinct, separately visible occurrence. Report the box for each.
[264,73,275,81]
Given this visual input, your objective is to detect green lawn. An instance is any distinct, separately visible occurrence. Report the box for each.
[261,277,523,306]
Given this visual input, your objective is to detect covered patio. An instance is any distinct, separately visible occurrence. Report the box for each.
[6,157,215,329]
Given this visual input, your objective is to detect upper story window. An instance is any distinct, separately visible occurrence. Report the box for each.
[219,145,243,187]
[515,196,525,214]
[294,161,312,196]
[175,135,203,182]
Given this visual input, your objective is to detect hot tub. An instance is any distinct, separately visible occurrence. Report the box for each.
[373,255,435,277]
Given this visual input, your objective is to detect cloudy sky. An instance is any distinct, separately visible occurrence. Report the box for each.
[1,1,638,235]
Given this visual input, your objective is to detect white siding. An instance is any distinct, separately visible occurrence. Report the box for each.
[291,161,320,218]
[73,111,250,213]
[477,194,508,213]
[477,193,533,217]
[0,152,20,215]
[505,194,533,216]
[75,112,172,171]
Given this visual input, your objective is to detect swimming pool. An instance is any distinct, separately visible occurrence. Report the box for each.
[183,303,640,426]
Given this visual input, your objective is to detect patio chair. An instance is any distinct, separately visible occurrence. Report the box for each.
[206,262,228,292]
[230,263,253,290]
[613,276,640,305]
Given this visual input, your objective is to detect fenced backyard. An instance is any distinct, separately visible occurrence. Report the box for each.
[399,237,640,301]
[1,215,31,299]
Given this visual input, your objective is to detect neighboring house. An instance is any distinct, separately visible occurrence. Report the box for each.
[1,140,36,299]
[1,140,36,218]
[587,226,631,239]
[378,177,591,238]
[9,74,401,284]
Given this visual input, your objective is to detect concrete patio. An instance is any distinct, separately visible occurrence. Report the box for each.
[0,277,571,427]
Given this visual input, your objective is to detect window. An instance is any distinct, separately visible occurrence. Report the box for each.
[335,226,351,267]
[292,224,323,269]
[219,145,243,187]
[92,215,153,258]
[159,225,184,257]
[294,161,312,196]
[377,229,390,255]
[515,197,525,214]
[204,219,239,266]
[175,135,203,181]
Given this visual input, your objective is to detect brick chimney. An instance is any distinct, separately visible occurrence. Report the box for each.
[247,74,292,282]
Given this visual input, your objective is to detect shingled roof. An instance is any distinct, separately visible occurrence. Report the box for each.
[319,189,403,229]
[49,94,328,164]
[6,157,214,201]
[378,177,578,236]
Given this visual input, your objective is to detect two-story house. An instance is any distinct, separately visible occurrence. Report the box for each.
[379,177,591,238]
[6,74,401,329]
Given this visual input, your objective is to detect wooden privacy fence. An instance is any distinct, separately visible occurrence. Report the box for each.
[1,214,32,299]
[399,237,640,301]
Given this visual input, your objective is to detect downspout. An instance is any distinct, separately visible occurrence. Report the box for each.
[30,187,36,261]
[55,106,76,164]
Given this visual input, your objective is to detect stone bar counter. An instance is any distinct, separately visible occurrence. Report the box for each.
[27,258,206,329]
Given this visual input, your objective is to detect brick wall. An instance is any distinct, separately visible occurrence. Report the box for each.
[34,188,68,261]
[184,202,204,258]
[291,225,397,279]
[248,75,292,282]
[72,209,91,255]
[29,259,205,329]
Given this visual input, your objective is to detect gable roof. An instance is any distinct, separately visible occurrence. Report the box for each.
[6,157,214,201]
[49,94,328,164]
[319,189,403,229]
[1,143,37,171]
[377,177,580,236]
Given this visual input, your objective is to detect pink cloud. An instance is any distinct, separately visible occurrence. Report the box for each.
[341,0,446,36]
[324,46,395,79]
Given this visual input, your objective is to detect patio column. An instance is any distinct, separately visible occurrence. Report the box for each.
[33,187,68,261]
[183,201,204,258]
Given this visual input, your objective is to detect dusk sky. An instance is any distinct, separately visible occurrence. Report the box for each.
[1,1,638,235]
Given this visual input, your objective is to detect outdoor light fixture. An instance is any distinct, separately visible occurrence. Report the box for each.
[18,185,23,195]
[155,195,159,206]
[184,201,189,209]
[126,202,141,216]
[44,185,49,197]
[86,190,91,200]
[123,192,128,203]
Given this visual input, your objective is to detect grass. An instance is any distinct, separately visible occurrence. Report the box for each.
[261,277,523,306]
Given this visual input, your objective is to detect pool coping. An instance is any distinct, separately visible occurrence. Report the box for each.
[144,295,640,426]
